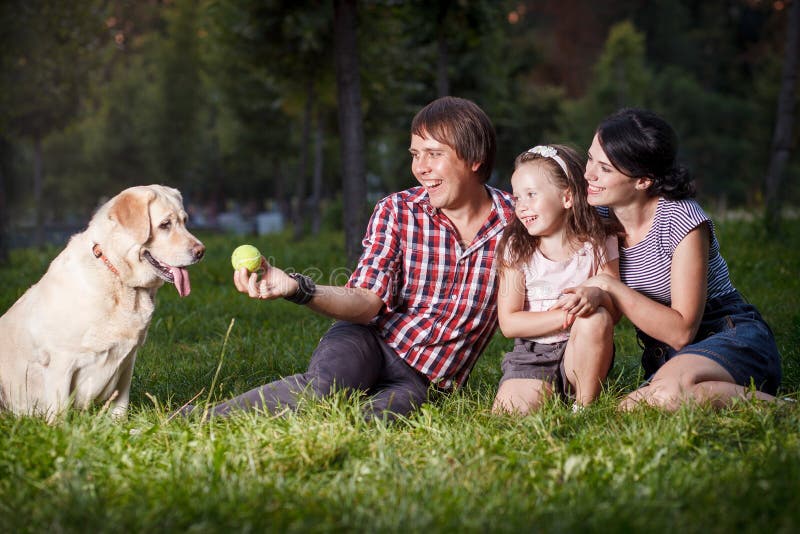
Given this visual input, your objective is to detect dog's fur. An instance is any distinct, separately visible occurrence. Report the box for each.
[0,185,204,421]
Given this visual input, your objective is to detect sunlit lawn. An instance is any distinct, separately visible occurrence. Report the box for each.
[0,216,798,533]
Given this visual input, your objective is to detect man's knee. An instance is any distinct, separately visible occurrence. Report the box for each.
[308,322,383,389]
[365,380,430,421]
[289,374,331,397]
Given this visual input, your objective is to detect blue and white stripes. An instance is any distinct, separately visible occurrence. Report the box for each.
[616,198,735,305]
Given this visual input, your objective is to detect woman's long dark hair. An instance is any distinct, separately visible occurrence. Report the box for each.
[496,144,618,272]
[597,108,695,200]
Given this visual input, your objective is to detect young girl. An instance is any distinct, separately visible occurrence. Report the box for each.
[492,145,621,415]
[583,108,781,410]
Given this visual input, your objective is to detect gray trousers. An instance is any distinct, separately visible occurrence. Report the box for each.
[205,321,432,421]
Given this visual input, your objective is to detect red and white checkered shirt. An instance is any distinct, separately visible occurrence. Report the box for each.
[347,185,514,389]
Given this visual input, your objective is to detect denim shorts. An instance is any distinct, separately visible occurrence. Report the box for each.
[637,290,782,394]
[499,338,572,397]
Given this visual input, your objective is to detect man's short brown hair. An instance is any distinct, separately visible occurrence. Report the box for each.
[411,96,496,184]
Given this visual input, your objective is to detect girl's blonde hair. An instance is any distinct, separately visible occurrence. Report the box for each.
[496,144,619,271]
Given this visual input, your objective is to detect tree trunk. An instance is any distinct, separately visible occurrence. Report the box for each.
[334,0,367,264]
[436,1,451,97]
[0,137,9,264]
[33,135,44,247]
[765,0,800,233]
[275,160,292,225]
[436,32,450,97]
[310,113,325,236]
[293,77,314,241]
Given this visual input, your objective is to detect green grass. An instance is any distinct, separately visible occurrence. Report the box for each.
[1,219,799,533]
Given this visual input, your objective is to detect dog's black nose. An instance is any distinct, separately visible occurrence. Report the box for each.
[193,243,206,260]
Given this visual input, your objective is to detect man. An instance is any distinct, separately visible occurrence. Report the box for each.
[197,96,513,420]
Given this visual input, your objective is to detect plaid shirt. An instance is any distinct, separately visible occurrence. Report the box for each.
[347,185,514,389]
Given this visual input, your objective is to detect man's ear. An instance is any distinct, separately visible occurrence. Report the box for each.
[108,189,155,244]
[471,161,482,173]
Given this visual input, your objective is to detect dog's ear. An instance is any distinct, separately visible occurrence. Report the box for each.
[108,188,156,244]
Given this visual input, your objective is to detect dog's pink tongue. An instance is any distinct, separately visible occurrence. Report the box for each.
[170,266,191,297]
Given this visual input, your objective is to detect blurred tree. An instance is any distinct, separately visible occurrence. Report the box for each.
[765,0,800,233]
[621,0,795,208]
[273,4,334,241]
[555,17,770,207]
[95,58,160,193]
[334,0,366,263]
[593,21,652,108]
[0,137,10,263]
[59,0,170,209]
[652,66,757,206]
[2,0,796,252]
[357,3,428,196]
[155,0,205,193]
[398,0,513,99]
[358,0,520,191]
[558,21,653,148]
[405,0,457,97]
[204,0,337,240]
[476,1,552,184]
[310,103,325,235]
[0,0,107,244]
[204,0,294,213]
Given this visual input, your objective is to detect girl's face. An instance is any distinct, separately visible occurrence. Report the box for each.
[510,162,572,238]
[585,134,643,207]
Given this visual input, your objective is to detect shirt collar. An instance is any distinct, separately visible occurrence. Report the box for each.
[410,185,513,223]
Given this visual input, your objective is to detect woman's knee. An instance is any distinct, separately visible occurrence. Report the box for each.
[656,353,735,390]
[645,378,683,409]
[646,357,729,409]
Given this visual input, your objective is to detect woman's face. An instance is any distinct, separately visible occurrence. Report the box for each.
[584,133,640,208]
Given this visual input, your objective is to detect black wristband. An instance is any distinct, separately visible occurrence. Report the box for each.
[285,272,316,305]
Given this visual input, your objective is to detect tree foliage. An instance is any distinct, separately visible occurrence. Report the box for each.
[0,0,796,250]
[0,0,108,242]
[558,20,654,150]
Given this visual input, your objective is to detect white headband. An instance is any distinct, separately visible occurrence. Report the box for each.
[527,145,569,177]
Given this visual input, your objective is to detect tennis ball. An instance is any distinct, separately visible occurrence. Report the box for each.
[231,244,262,272]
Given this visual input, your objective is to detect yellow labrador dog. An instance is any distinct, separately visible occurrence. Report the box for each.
[0,185,204,422]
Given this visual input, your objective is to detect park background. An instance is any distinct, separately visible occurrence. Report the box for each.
[1,0,798,259]
[1,1,800,532]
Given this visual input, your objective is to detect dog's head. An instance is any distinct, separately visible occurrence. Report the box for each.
[90,185,205,296]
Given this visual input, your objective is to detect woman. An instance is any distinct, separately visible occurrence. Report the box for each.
[583,108,781,410]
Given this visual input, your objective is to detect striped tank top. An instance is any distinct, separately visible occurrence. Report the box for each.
[600,198,735,306]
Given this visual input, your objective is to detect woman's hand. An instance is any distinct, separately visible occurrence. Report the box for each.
[580,273,618,292]
[551,286,606,328]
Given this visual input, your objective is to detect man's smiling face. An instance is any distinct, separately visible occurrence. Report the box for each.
[409,132,481,211]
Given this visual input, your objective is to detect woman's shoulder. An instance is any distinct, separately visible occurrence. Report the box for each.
[653,197,710,230]
[655,197,714,252]
[657,197,709,221]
